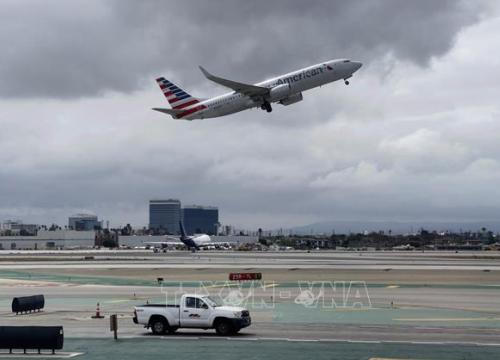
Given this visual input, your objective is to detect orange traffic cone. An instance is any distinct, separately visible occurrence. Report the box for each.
[91,302,104,319]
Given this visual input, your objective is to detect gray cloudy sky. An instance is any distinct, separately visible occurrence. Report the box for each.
[1,0,499,229]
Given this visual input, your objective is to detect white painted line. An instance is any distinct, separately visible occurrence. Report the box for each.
[318,339,350,342]
[286,338,319,342]
[369,358,417,360]
[415,327,442,330]
[0,352,83,358]
[348,340,381,343]
[80,335,500,347]
[369,358,422,360]
[360,325,388,329]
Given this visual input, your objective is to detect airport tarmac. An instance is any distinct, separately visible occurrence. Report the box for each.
[1,250,499,359]
[1,338,497,360]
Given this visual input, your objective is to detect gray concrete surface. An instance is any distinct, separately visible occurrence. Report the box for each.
[0,250,499,358]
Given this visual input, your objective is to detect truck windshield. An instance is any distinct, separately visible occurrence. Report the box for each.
[203,296,221,307]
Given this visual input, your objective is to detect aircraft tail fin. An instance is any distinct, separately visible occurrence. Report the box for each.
[179,221,187,240]
[178,221,199,250]
[156,77,201,110]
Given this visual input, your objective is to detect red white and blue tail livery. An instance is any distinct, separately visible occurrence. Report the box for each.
[156,78,200,110]
[153,59,362,120]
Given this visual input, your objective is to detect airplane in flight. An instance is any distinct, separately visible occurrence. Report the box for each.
[146,222,228,252]
[153,59,362,120]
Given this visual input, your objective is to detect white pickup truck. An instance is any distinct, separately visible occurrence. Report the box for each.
[133,294,251,336]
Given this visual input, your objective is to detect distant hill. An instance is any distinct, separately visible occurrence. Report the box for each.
[288,220,500,235]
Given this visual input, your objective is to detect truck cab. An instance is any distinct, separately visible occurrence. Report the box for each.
[133,293,251,336]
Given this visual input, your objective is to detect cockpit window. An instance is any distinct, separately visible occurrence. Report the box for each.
[343,60,350,63]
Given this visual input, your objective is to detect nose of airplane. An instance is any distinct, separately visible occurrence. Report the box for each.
[352,61,363,72]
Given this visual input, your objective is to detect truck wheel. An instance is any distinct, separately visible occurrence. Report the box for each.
[167,327,178,335]
[151,318,167,335]
[215,319,233,336]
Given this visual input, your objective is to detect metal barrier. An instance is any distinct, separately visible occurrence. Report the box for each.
[0,326,63,354]
[12,295,45,314]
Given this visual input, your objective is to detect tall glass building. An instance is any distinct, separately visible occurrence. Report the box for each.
[149,199,181,234]
[182,205,219,235]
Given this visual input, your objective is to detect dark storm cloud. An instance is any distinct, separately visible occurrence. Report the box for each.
[0,0,483,98]
[1,0,499,230]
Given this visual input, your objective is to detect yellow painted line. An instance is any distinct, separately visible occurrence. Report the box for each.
[204,282,240,288]
[263,283,279,288]
[203,284,225,288]
[394,317,500,322]
[386,285,400,289]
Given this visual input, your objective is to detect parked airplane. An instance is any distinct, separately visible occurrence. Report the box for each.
[146,222,227,251]
[153,59,362,120]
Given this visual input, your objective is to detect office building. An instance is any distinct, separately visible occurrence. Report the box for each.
[182,205,219,235]
[149,199,181,234]
[68,214,102,231]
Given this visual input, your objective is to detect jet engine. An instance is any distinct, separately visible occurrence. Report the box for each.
[268,83,292,102]
[279,92,303,106]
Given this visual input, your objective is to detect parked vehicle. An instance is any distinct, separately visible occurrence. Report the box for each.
[133,294,251,336]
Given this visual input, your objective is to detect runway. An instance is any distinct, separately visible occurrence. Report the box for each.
[4,338,498,360]
[1,250,500,271]
[0,250,499,358]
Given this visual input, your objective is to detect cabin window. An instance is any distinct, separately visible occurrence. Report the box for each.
[186,297,207,309]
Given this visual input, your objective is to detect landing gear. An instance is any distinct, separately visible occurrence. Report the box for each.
[344,80,350,85]
[260,101,273,113]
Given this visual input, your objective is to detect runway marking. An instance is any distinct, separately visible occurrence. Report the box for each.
[369,358,424,360]
[263,282,279,288]
[394,317,500,322]
[348,340,381,343]
[360,325,388,329]
[0,352,83,358]
[106,335,500,347]
[322,307,381,312]
[416,327,444,330]
[286,338,319,342]
[203,282,240,288]
[386,285,400,289]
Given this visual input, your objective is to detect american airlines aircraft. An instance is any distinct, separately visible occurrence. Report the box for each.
[153,59,362,120]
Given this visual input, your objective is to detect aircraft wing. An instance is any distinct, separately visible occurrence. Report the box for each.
[199,66,269,97]
[145,241,183,246]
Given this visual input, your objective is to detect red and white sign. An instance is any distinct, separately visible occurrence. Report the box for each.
[229,272,262,281]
